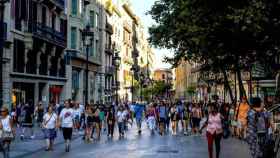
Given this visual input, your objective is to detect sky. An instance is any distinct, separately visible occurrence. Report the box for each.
[130,0,172,69]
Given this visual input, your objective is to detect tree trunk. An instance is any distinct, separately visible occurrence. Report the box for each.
[222,68,234,103]
[235,62,247,101]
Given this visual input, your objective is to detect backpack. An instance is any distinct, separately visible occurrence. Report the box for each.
[255,111,275,158]
[255,111,268,134]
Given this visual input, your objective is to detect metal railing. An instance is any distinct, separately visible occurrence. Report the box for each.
[28,22,66,46]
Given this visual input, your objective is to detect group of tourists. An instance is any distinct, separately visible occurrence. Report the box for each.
[0,96,278,158]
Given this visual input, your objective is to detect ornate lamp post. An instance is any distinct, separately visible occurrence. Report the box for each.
[82,24,94,105]
[140,72,145,102]
[113,51,121,106]
[0,0,9,107]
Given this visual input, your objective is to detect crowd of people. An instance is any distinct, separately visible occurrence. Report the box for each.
[0,96,278,158]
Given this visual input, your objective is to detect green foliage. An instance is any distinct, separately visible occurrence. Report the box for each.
[148,0,280,70]
[187,86,196,95]
[140,80,170,100]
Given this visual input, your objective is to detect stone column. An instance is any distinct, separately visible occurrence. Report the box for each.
[78,69,84,104]
[2,58,12,108]
[64,65,72,101]
[34,82,39,105]
[47,55,52,76]
[41,83,49,106]
[36,51,41,75]
[24,49,29,73]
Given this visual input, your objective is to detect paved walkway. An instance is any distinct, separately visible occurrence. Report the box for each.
[8,123,251,158]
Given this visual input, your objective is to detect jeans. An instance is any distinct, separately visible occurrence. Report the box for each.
[118,122,124,135]
[206,132,222,158]
[108,121,115,136]
[136,118,142,131]
[147,116,156,130]
[2,142,10,158]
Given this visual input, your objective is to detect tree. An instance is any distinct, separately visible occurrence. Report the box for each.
[148,0,280,102]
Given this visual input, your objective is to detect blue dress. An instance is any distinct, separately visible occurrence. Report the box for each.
[246,109,270,158]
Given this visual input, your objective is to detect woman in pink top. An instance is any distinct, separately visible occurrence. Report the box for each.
[201,103,223,158]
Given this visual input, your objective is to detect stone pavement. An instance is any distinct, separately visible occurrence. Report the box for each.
[7,126,81,158]
[10,123,251,158]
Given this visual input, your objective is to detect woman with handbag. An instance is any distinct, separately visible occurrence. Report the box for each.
[0,107,14,158]
[42,106,58,151]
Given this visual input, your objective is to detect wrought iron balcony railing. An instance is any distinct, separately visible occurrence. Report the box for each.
[28,22,66,47]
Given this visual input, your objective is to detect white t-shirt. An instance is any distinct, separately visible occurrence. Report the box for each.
[43,113,57,129]
[117,111,126,123]
[73,109,81,120]
[59,108,74,128]
[79,104,85,113]
[1,116,11,132]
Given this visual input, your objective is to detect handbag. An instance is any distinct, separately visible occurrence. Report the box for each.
[0,130,14,141]
[0,117,14,141]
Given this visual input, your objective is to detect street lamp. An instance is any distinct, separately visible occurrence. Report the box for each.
[131,64,139,102]
[140,72,145,102]
[82,24,94,106]
[0,0,9,107]
[113,51,121,106]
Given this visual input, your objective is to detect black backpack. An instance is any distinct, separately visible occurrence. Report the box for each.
[255,111,275,158]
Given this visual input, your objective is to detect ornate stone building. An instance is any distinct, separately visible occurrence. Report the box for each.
[3,0,67,107]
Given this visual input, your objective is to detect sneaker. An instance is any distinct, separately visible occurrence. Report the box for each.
[20,135,24,140]
[30,135,35,139]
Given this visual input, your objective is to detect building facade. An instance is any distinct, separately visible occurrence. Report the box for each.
[154,69,173,83]
[3,0,67,108]
[65,0,105,104]
[0,0,156,108]
[175,60,192,100]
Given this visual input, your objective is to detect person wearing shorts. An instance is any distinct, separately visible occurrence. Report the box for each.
[158,102,167,135]
[191,103,202,134]
[59,100,74,152]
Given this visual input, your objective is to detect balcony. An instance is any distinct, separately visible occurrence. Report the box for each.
[40,0,65,11]
[28,22,66,47]
[105,66,115,75]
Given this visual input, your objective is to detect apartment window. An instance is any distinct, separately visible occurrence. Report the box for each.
[32,3,37,23]
[94,40,99,57]
[90,11,95,27]
[13,39,25,73]
[71,0,78,15]
[162,74,165,80]
[52,14,56,30]
[72,70,80,90]
[95,13,98,27]
[71,27,77,49]
[89,44,94,57]
[42,6,47,25]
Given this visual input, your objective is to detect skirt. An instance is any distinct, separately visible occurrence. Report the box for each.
[43,128,57,140]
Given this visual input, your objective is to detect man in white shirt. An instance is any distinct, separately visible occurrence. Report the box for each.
[59,100,74,152]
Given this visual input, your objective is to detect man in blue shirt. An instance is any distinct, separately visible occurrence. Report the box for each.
[176,100,184,133]
[158,101,168,135]
[134,102,145,134]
